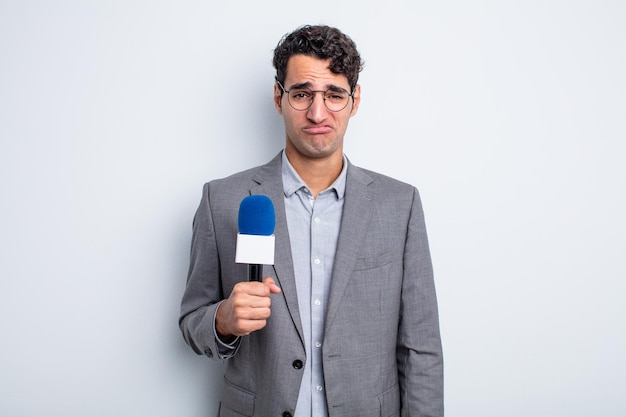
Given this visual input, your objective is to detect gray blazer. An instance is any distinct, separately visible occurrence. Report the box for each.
[179,152,443,417]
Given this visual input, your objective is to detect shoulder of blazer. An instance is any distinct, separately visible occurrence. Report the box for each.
[346,158,418,196]
[204,152,283,190]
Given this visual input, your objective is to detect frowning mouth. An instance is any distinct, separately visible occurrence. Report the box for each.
[303,125,333,135]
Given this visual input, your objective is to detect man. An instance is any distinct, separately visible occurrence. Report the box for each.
[179,25,443,417]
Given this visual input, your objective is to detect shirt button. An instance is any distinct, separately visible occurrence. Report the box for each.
[316,385,323,392]
[314,258,321,265]
[314,299,321,306]
[292,359,303,369]
[315,341,322,348]
[314,217,320,223]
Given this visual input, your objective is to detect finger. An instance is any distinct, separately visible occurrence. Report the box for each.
[233,281,270,296]
[230,304,269,322]
[234,291,271,307]
[234,319,268,336]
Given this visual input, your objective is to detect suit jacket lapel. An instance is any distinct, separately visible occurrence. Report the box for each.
[250,153,305,348]
[325,163,374,332]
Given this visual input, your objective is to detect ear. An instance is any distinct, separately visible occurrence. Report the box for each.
[350,84,361,117]
[274,83,283,115]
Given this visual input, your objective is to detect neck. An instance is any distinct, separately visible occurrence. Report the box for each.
[285,149,343,198]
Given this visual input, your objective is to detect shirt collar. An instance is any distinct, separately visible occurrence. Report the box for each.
[281,150,347,200]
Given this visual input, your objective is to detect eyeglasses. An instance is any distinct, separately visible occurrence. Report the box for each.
[276,79,354,112]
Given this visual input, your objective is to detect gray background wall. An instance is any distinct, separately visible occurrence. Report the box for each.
[1,1,624,416]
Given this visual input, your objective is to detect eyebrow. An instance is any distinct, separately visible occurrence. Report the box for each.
[288,82,350,93]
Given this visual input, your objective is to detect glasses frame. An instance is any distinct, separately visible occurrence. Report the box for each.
[276,79,354,112]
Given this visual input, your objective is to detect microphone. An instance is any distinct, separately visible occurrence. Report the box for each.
[235,195,276,281]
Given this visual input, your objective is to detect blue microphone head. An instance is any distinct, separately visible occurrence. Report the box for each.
[238,195,276,236]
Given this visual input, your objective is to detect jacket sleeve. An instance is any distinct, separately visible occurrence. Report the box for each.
[398,187,444,416]
[178,183,240,360]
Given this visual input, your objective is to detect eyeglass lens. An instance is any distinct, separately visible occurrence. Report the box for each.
[287,89,351,112]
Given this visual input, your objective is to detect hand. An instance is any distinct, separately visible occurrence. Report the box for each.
[215,277,281,339]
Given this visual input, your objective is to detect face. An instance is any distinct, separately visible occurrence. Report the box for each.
[274,54,360,163]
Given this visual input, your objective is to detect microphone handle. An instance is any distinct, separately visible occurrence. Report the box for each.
[248,264,262,282]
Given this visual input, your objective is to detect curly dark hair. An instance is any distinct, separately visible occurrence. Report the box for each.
[273,25,364,92]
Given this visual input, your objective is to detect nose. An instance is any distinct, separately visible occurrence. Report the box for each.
[306,91,327,123]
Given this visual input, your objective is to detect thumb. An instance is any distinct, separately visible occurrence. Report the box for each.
[262,276,282,294]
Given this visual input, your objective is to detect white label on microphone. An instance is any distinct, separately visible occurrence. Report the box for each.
[235,233,275,265]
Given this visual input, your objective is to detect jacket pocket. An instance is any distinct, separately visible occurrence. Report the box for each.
[219,378,255,416]
[353,252,393,271]
[378,384,400,417]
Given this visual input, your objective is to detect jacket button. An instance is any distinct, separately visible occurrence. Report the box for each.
[292,359,303,369]
[282,412,293,417]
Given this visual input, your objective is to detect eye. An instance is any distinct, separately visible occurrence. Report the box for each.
[326,92,347,102]
[291,90,312,100]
